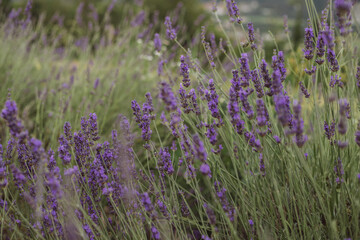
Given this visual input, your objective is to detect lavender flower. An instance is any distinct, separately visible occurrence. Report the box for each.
[304,66,316,75]
[338,99,350,135]
[299,81,310,98]
[158,147,174,176]
[274,92,293,128]
[159,81,178,112]
[271,70,283,95]
[239,53,251,87]
[203,203,216,225]
[180,55,191,88]
[214,181,235,222]
[225,0,242,23]
[324,120,336,144]
[256,99,267,128]
[334,0,353,36]
[1,100,24,138]
[356,66,360,88]
[164,16,176,40]
[273,135,281,143]
[283,15,289,33]
[131,10,145,27]
[303,24,315,60]
[58,135,72,165]
[228,88,245,135]
[239,89,254,119]
[205,79,222,122]
[154,33,161,52]
[334,157,344,184]
[93,78,100,90]
[247,22,257,50]
[315,31,326,65]
[259,59,272,90]
[193,135,207,163]
[292,100,307,147]
[251,70,264,98]
[88,113,100,142]
[329,75,344,88]
[259,153,265,176]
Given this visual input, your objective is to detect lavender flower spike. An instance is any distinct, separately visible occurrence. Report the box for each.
[164,16,176,40]
[154,33,162,52]
[180,55,191,88]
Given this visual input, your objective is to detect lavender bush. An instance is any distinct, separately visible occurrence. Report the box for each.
[1,0,360,239]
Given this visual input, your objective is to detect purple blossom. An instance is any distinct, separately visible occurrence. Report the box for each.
[158,147,174,176]
[271,70,283,96]
[292,100,307,148]
[93,78,100,89]
[203,203,216,225]
[251,70,264,98]
[205,79,222,122]
[180,55,191,88]
[239,89,254,119]
[58,135,72,165]
[247,22,257,50]
[214,181,235,221]
[356,66,360,88]
[299,81,310,98]
[239,53,251,87]
[199,163,211,178]
[338,99,350,135]
[334,0,353,36]
[1,100,24,138]
[228,87,245,135]
[259,59,272,90]
[88,113,100,142]
[164,16,176,40]
[256,99,267,128]
[273,135,281,143]
[154,33,161,52]
[315,31,326,65]
[151,226,160,240]
[259,153,265,176]
[193,135,207,163]
[303,25,315,60]
[274,92,293,128]
[225,0,242,23]
[324,120,336,144]
[244,131,263,152]
[330,75,344,88]
[304,66,316,75]
[131,10,145,27]
[159,81,178,112]
[334,157,344,184]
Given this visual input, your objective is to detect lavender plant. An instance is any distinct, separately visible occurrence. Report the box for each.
[1,0,360,239]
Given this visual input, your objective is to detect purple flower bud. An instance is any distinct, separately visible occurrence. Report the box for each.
[251,70,264,98]
[1,100,24,138]
[334,0,353,36]
[199,163,211,178]
[329,75,344,88]
[154,33,161,52]
[93,78,100,89]
[292,100,307,148]
[159,81,178,112]
[164,16,176,40]
[131,10,145,27]
[273,135,281,143]
[303,25,315,60]
[247,22,257,50]
[180,55,191,88]
[334,157,344,184]
[158,147,174,176]
[299,81,310,98]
